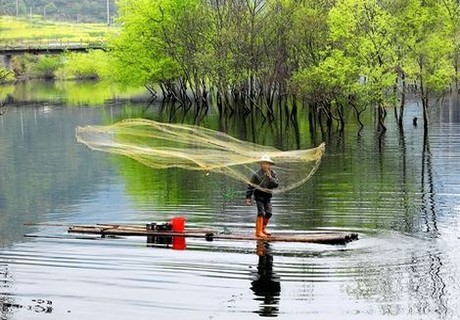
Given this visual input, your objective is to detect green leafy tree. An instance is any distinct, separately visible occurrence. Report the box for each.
[111,0,209,102]
[381,0,422,126]
[289,0,356,130]
[204,0,268,113]
[328,0,398,131]
[398,0,455,130]
[288,0,333,69]
[291,49,363,130]
[444,1,460,90]
[110,0,176,87]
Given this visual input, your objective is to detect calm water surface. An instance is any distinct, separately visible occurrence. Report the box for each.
[1,83,460,319]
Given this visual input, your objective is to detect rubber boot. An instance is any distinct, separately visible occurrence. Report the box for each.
[256,240,265,257]
[262,217,271,236]
[255,216,266,239]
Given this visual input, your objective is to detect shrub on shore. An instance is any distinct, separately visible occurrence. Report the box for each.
[55,50,110,80]
[9,50,110,81]
[11,54,62,80]
[0,67,15,83]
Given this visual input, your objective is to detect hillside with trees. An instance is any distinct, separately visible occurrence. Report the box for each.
[0,0,117,23]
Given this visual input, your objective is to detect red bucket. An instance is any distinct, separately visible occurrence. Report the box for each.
[170,216,185,232]
[172,236,186,250]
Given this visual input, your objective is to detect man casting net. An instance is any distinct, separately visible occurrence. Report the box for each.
[75,118,325,194]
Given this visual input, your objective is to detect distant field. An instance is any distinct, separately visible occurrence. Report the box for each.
[0,15,117,45]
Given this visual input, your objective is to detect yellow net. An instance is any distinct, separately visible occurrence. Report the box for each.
[75,118,325,194]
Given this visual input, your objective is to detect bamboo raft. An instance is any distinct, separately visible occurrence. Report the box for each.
[68,224,358,245]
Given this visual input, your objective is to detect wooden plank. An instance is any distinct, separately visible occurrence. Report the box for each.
[68,224,358,245]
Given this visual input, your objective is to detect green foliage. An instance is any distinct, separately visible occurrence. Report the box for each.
[291,50,360,104]
[288,0,332,68]
[11,54,61,79]
[56,50,111,80]
[11,54,39,79]
[9,50,110,81]
[109,0,459,129]
[0,68,15,83]
[327,0,399,105]
[34,55,62,79]
[413,33,455,93]
[110,0,206,86]
[400,2,455,95]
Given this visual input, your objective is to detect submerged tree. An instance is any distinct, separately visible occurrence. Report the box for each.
[110,0,185,99]
[327,0,400,132]
[291,50,362,131]
[388,0,454,131]
[110,0,458,132]
[438,0,460,91]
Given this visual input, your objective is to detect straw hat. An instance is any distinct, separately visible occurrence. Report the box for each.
[258,154,275,165]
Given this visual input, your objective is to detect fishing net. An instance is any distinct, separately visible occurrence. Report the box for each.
[75,119,325,194]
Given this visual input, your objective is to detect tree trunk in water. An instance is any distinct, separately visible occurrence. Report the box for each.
[144,84,157,100]
[378,105,387,132]
[398,72,406,128]
[420,76,429,133]
[338,104,345,132]
[455,52,459,91]
[308,104,318,143]
[216,91,223,116]
[422,95,429,133]
[290,95,298,122]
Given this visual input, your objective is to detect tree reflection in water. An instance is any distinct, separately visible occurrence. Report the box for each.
[251,241,281,317]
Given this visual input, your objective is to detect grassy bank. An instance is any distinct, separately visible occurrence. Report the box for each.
[0,15,116,43]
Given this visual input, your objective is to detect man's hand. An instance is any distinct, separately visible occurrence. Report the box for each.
[265,170,272,178]
[245,198,252,206]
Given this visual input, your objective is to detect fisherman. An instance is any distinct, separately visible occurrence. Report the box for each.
[246,155,279,238]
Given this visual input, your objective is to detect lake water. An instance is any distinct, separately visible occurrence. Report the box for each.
[1,82,460,319]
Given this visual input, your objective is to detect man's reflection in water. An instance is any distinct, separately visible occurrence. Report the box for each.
[251,240,281,317]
